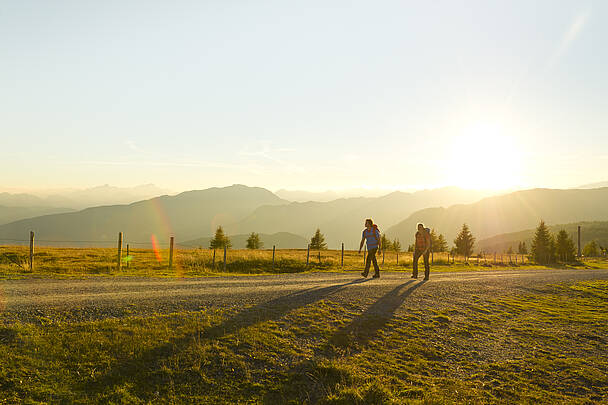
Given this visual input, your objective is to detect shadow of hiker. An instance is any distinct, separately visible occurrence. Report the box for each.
[326,280,426,352]
[83,277,372,396]
[263,280,428,404]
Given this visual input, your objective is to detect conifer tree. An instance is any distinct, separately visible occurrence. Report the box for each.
[380,233,392,251]
[310,228,327,250]
[531,220,554,264]
[246,232,263,249]
[454,223,475,260]
[555,229,576,262]
[392,238,402,252]
[209,226,232,249]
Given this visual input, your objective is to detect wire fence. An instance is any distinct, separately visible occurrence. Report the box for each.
[0,230,540,276]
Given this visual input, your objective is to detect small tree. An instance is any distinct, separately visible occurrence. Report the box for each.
[246,232,263,250]
[435,233,448,252]
[310,228,327,250]
[407,243,414,253]
[518,241,528,255]
[381,233,392,251]
[531,220,555,264]
[454,223,475,261]
[555,230,576,262]
[392,238,402,252]
[210,226,232,249]
[583,240,600,257]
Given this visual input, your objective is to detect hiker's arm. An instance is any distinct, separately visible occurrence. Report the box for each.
[358,236,364,253]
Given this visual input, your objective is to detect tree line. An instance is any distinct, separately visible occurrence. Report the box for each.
[207,222,605,264]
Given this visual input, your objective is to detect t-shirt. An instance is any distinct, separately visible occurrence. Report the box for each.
[362,227,380,250]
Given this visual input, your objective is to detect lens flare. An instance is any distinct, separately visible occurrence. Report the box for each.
[151,234,162,262]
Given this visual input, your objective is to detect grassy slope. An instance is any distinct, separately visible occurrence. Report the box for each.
[0,280,607,403]
[1,245,602,279]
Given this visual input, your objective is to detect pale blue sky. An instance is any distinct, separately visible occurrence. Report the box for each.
[1,0,606,192]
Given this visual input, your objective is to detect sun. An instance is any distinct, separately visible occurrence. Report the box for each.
[444,122,522,190]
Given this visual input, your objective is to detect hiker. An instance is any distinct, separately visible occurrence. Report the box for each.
[412,223,431,280]
[358,218,381,278]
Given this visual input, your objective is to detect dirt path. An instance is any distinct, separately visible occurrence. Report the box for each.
[1,268,607,323]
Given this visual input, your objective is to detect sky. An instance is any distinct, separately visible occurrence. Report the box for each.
[1,0,607,193]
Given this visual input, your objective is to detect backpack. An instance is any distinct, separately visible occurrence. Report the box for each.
[425,227,432,248]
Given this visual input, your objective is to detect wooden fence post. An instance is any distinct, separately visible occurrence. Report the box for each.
[212,249,216,269]
[341,243,344,268]
[272,245,275,269]
[306,244,310,267]
[29,231,34,272]
[223,245,227,271]
[169,236,174,268]
[126,244,130,268]
[318,250,321,264]
[117,232,123,271]
[396,251,399,265]
[382,248,385,266]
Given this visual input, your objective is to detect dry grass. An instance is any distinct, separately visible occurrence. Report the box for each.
[0,244,601,278]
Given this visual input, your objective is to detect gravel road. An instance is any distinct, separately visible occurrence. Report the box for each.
[1,268,607,323]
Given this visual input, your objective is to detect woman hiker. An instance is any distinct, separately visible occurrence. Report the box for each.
[359,218,381,278]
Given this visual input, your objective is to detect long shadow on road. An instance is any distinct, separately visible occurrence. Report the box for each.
[265,280,427,403]
[83,277,372,395]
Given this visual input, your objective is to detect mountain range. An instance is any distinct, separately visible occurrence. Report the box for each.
[0,185,286,245]
[1,185,608,250]
[386,188,608,246]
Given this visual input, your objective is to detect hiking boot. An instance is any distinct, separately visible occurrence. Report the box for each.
[423,277,429,281]
[361,272,368,278]
[411,275,417,279]
[372,273,380,279]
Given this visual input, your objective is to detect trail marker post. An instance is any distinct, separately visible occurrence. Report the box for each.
[341,243,344,268]
[126,244,130,268]
[223,245,227,271]
[29,231,34,272]
[306,244,310,267]
[318,250,321,264]
[272,245,275,269]
[382,249,385,266]
[578,225,581,257]
[169,236,174,269]
[212,249,216,269]
[117,232,123,272]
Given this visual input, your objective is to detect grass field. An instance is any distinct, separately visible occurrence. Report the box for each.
[1,245,602,278]
[0,278,606,403]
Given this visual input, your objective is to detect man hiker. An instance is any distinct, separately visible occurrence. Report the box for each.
[412,223,431,280]
[359,218,381,278]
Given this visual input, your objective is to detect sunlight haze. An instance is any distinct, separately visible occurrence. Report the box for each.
[1,1,606,192]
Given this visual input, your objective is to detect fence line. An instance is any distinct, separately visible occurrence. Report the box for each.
[0,230,549,273]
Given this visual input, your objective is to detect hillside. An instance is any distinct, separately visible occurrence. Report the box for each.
[179,232,308,249]
[231,187,497,248]
[386,188,608,247]
[0,206,74,226]
[0,185,287,245]
[477,221,608,253]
